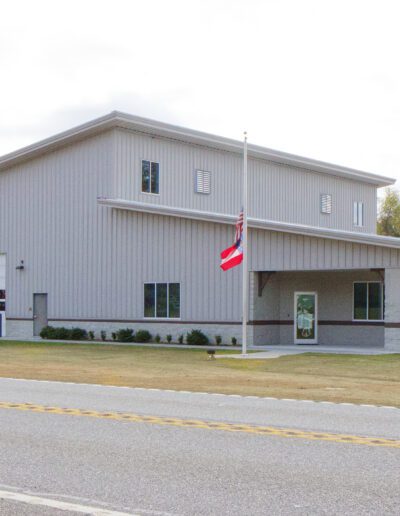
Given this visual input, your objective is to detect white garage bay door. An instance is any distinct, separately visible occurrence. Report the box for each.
[0,255,5,337]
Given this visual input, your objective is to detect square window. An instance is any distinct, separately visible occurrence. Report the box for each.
[353,282,382,321]
[144,283,181,319]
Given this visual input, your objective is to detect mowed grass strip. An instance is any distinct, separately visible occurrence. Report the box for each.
[0,341,399,407]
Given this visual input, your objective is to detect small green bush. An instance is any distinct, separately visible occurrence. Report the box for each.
[88,331,95,340]
[231,337,237,346]
[215,335,222,345]
[39,326,87,340]
[116,328,135,342]
[135,329,152,342]
[166,334,172,343]
[178,334,184,344]
[101,331,107,341]
[111,332,117,341]
[186,329,209,346]
[70,327,88,340]
[155,334,161,343]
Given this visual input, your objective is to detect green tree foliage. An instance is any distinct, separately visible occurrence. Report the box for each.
[377,188,400,237]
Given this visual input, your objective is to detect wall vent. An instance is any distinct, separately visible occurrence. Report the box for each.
[320,194,332,214]
[195,170,211,194]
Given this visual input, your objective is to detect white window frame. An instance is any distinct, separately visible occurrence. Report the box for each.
[143,282,181,319]
[352,281,383,322]
[141,159,160,195]
[353,201,364,227]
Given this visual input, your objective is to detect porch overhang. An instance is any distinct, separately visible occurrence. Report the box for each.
[98,197,400,250]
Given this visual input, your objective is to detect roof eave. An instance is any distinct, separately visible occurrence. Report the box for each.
[0,110,395,187]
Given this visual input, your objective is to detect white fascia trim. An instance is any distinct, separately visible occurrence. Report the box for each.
[97,198,400,249]
[0,111,395,187]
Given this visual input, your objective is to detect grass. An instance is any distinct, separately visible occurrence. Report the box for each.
[0,341,399,406]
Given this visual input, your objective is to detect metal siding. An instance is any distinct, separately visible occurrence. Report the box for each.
[0,127,398,328]
[114,128,377,233]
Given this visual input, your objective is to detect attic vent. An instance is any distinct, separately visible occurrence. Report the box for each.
[320,194,332,214]
[195,170,211,194]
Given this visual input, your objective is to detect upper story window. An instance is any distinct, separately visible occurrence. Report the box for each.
[353,282,383,321]
[320,194,332,214]
[195,170,211,194]
[142,160,159,194]
[353,201,364,227]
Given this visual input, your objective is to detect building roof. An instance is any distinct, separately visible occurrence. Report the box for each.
[0,111,395,186]
[98,197,400,249]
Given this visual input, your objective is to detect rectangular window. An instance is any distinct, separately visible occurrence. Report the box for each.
[320,194,332,214]
[195,170,211,194]
[142,160,159,194]
[144,283,180,318]
[353,282,383,321]
[353,201,364,227]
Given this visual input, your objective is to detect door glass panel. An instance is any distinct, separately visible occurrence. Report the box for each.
[296,294,316,340]
[368,283,382,320]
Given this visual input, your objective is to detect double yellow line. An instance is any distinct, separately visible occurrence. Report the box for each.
[1,401,399,449]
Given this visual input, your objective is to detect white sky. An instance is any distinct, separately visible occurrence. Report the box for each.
[1,0,400,188]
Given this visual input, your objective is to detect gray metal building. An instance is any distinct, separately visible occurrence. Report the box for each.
[1,111,400,349]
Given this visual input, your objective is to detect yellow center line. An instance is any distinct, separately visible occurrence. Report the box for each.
[1,401,399,449]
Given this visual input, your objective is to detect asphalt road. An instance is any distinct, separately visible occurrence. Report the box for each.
[0,378,399,515]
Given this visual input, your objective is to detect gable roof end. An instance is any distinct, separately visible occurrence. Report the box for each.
[0,110,395,187]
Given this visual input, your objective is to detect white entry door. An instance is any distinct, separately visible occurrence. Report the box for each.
[294,292,318,344]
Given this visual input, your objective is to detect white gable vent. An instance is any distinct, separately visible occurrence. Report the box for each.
[320,194,332,214]
[195,170,211,194]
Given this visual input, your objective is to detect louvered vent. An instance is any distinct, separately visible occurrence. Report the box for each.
[195,170,211,194]
[320,194,332,214]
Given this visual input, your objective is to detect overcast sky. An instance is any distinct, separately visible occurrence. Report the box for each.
[1,0,399,188]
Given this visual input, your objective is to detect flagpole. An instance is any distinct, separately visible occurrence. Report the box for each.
[242,132,248,356]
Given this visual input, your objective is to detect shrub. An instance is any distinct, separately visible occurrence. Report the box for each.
[100,331,107,341]
[116,328,135,342]
[155,334,161,343]
[88,331,95,340]
[70,327,88,340]
[39,325,87,340]
[166,334,172,343]
[40,326,55,339]
[186,329,209,346]
[215,335,222,345]
[231,337,237,346]
[135,329,152,343]
[111,332,117,341]
[178,334,184,344]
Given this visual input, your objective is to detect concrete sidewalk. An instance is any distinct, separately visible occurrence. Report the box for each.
[217,344,396,359]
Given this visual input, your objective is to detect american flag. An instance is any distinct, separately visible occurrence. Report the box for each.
[235,209,244,244]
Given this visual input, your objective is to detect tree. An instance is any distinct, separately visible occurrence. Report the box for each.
[377,188,400,237]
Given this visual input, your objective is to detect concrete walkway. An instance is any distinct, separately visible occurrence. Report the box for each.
[217,344,396,359]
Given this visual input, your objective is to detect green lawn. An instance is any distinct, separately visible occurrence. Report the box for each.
[0,341,399,406]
